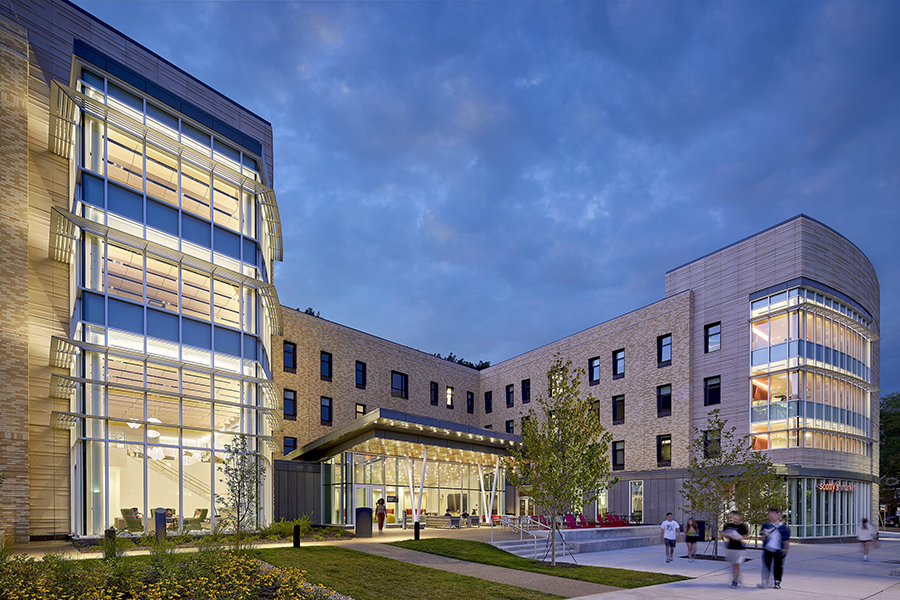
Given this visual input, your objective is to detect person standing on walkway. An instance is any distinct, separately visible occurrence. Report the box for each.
[758,508,790,589]
[857,518,877,561]
[722,510,749,588]
[660,512,680,563]
[375,498,387,534]
[684,518,699,563]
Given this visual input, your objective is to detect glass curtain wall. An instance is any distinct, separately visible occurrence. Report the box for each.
[322,452,506,526]
[748,287,874,456]
[70,68,280,536]
[785,478,870,538]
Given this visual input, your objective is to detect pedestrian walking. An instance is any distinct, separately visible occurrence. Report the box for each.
[857,518,877,561]
[722,510,749,588]
[660,512,680,563]
[375,498,387,533]
[758,508,790,589]
[684,518,699,562]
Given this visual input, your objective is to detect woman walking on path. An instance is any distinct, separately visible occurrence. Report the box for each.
[722,511,749,588]
[857,518,878,561]
[684,518,699,562]
[375,498,387,533]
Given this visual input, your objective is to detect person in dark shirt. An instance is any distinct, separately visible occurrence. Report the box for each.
[722,510,749,588]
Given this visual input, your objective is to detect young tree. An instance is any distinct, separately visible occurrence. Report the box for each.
[505,356,616,566]
[216,434,266,551]
[734,451,785,547]
[680,410,780,556]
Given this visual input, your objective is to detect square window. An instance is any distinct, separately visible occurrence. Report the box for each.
[521,379,531,404]
[657,384,672,417]
[588,356,601,385]
[356,403,366,419]
[446,386,454,409]
[656,434,671,466]
[612,441,625,471]
[704,376,721,406]
[430,381,439,406]
[320,351,333,381]
[320,396,332,425]
[506,420,515,434]
[391,371,408,399]
[612,349,625,379]
[485,391,493,414]
[612,395,625,425]
[466,391,474,414]
[506,384,515,408]
[356,361,367,389]
[705,322,721,353]
[283,341,296,372]
[284,436,297,456]
[657,335,672,367]
[283,389,296,421]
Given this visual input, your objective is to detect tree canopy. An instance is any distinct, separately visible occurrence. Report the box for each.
[505,356,616,565]
[880,392,900,514]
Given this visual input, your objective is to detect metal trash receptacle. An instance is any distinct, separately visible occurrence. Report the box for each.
[695,519,706,541]
[355,507,373,538]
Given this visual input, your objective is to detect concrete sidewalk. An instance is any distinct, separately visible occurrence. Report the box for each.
[566,530,900,600]
[345,541,619,598]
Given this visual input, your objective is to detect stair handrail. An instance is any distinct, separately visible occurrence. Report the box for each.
[492,515,540,560]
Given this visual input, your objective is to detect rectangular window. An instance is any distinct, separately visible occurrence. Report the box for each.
[657,334,672,367]
[521,379,531,404]
[356,361,367,389]
[657,434,672,466]
[705,322,721,353]
[612,441,625,471]
[283,389,296,421]
[703,429,721,458]
[446,386,454,409]
[284,436,297,456]
[484,424,492,430]
[320,351,333,381]
[588,356,601,385]
[391,371,408,399]
[704,376,721,406]
[612,349,625,379]
[485,391,493,414]
[612,395,625,425]
[657,384,672,417]
[506,420,515,434]
[430,381,439,406]
[283,342,297,373]
[356,403,366,419]
[466,392,474,414]
[506,384,515,408]
[320,396,333,425]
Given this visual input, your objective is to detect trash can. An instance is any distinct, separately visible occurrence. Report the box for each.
[355,507,373,538]
[695,520,706,541]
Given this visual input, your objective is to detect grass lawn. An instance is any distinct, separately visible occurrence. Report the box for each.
[389,539,689,589]
[257,547,562,600]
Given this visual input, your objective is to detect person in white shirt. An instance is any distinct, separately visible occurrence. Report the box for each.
[857,517,877,561]
[660,512,681,563]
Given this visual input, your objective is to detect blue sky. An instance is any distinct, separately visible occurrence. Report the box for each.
[75,0,899,394]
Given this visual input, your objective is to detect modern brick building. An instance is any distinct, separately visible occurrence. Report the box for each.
[278,215,880,539]
[0,0,282,542]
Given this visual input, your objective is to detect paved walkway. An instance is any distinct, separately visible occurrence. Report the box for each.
[345,541,619,598]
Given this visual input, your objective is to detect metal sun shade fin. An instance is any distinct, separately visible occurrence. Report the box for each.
[49,82,283,264]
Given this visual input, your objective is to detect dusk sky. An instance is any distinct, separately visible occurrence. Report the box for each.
[75,0,899,394]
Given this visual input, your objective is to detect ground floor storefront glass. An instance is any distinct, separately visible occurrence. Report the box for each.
[321,451,505,526]
[786,477,871,538]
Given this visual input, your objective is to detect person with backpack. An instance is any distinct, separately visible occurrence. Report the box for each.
[758,508,790,589]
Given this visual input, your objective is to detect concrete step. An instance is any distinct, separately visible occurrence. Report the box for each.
[568,535,660,553]
[491,525,664,557]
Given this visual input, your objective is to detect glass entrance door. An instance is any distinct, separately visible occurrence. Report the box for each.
[353,485,384,525]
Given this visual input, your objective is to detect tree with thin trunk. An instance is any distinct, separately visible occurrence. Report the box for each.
[680,410,778,557]
[505,356,616,566]
[216,434,265,551]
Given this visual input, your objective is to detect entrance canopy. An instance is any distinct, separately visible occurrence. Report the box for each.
[284,408,519,464]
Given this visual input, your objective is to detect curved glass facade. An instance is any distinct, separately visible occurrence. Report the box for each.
[748,287,874,456]
[60,66,282,535]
